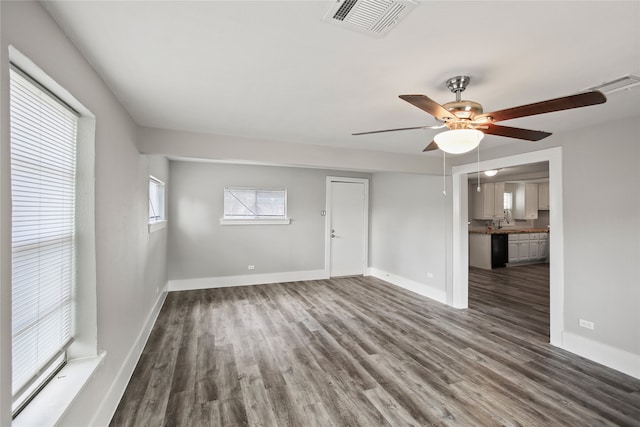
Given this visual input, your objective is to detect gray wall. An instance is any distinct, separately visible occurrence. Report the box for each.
[560,119,639,354]
[168,161,370,280]
[138,126,443,174]
[0,2,169,425]
[370,172,451,296]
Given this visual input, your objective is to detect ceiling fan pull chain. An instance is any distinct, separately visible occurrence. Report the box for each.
[442,151,447,196]
[477,145,481,192]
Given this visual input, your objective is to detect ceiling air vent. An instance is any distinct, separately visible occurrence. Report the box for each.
[583,74,640,95]
[322,0,418,38]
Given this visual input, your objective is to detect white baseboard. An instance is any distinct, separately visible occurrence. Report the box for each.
[367,267,447,304]
[90,287,168,426]
[168,269,329,292]
[561,331,640,380]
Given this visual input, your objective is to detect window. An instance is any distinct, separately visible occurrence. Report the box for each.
[221,187,289,225]
[148,176,166,223]
[10,66,79,415]
[504,191,513,210]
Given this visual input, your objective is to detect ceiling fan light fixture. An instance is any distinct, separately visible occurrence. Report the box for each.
[434,129,484,154]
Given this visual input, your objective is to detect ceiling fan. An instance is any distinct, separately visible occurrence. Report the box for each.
[353,75,607,154]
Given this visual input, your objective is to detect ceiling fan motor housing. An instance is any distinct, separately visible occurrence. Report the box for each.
[446,75,471,95]
[442,100,483,121]
[442,76,483,121]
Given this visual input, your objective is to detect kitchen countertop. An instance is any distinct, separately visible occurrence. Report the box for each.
[469,228,549,235]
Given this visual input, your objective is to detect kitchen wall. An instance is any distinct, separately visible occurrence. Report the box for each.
[0,2,169,425]
[167,161,370,283]
[532,210,550,229]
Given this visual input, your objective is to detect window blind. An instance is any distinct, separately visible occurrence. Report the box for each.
[10,67,78,404]
[223,188,287,219]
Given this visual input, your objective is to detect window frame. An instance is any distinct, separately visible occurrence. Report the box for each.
[220,187,290,225]
[9,64,79,417]
[148,175,167,232]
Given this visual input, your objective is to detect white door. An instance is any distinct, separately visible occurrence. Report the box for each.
[329,180,367,277]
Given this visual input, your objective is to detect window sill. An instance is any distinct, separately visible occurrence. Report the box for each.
[219,218,291,226]
[13,352,106,427]
[148,220,167,233]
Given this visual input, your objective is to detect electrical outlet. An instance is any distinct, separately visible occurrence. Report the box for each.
[427,272,434,279]
[579,319,595,330]
[248,265,255,270]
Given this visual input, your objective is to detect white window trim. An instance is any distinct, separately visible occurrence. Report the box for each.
[148,220,168,233]
[12,353,105,427]
[219,218,291,226]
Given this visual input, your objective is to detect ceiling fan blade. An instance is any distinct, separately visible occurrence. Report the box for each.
[352,124,444,136]
[477,90,606,123]
[399,94,457,121]
[482,124,552,141]
[423,141,439,152]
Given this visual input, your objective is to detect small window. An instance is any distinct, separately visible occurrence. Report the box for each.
[221,188,289,225]
[149,176,165,223]
[504,191,513,210]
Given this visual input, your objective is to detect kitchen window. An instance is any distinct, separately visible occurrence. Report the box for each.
[220,187,290,225]
[504,191,513,210]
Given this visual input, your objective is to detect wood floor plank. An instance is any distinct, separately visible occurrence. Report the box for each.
[239,363,280,427]
[363,386,421,427]
[111,264,640,426]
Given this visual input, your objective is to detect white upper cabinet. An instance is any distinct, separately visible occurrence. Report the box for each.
[538,181,550,210]
[471,182,505,220]
[514,183,539,220]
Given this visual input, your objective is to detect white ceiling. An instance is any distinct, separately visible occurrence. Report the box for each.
[43,1,640,156]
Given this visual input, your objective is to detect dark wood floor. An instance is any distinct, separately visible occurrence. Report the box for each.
[111,264,640,426]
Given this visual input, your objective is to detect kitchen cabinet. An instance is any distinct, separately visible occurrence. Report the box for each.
[508,232,549,263]
[508,239,519,263]
[529,233,540,259]
[538,233,549,259]
[471,182,505,220]
[509,233,531,261]
[538,182,550,210]
[514,183,539,220]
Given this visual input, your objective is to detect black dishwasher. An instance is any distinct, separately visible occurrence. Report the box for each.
[491,234,509,268]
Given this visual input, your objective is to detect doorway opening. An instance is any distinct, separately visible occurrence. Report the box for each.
[451,147,564,346]
[467,161,551,341]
